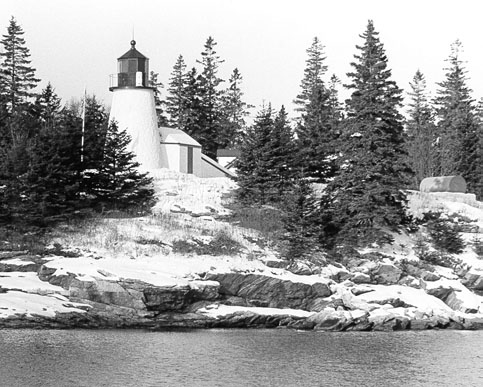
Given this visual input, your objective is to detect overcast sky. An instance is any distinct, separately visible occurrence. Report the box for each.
[2,0,483,120]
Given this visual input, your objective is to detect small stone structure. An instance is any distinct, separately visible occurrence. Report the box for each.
[419,176,467,193]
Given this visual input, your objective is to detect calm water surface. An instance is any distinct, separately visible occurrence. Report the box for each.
[0,329,482,386]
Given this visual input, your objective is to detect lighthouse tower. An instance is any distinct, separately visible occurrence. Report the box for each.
[109,40,163,170]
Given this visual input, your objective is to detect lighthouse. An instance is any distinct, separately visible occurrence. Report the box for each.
[109,40,163,170]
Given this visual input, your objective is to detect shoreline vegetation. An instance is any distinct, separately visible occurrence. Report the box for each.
[1,171,482,332]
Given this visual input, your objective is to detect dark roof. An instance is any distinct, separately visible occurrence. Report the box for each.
[118,40,148,60]
[217,148,241,157]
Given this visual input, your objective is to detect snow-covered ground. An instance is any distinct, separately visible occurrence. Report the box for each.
[1,169,483,327]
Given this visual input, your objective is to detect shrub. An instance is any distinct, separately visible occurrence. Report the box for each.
[172,230,243,256]
[423,211,465,254]
[471,235,483,259]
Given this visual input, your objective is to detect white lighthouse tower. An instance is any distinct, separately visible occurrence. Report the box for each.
[109,40,163,170]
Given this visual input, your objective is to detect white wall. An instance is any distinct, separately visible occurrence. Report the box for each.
[109,88,163,170]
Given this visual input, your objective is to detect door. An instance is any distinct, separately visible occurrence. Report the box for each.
[187,147,193,174]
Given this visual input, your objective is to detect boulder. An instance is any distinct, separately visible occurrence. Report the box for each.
[444,290,480,314]
[205,272,331,311]
[69,278,146,310]
[369,312,410,331]
[462,271,483,291]
[0,258,40,272]
[398,276,420,288]
[371,263,403,284]
[352,272,371,284]
[307,309,353,331]
[143,285,191,312]
[188,280,220,301]
[286,261,312,276]
[420,175,466,193]
[421,271,441,282]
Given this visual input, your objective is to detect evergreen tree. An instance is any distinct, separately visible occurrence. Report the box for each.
[218,68,251,148]
[282,177,321,260]
[166,55,188,128]
[293,37,328,114]
[235,105,275,204]
[406,70,437,188]
[33,82,63,130]
[81,95,108,171]
[196,36,224,159]
[87,122,154,211]
[19,113,83,224]
[473,99,483,199]
[434,40,480,194]
[0,17,39,114]
[270,106,296,195]
[149,71,169,127]
[294,39,340,183]
[320,20,411,247]
[295,84,339,183]
[181,67,204,139]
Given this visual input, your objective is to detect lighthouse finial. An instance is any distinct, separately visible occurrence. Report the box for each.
[131,26,135,48]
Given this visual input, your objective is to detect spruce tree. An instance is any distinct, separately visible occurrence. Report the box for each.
[434,40,480,195]
[196,36,224,159]
[166,55,188,128]
[182,67,203,139]
[270,106,296,196]
[406,70,437,188]
[0,17,39,113]
[20,113,83,224]
[296,84,339,183]
[293,37,328,114]
[235,105,275,204]
[81,95,108,171]
[294,38,340,183]
[88,122,154,211]
[33,82,63,130]
[218,68,251,148]
[282,177,321,260]
[320,20,411,247]
[149,71,169,127]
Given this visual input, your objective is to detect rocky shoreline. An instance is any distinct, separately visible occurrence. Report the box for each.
[1,250,483,332]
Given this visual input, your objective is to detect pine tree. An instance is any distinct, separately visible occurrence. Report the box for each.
[218,68,251,148]
[293,37,328,114]
[182,67,204,139]
[296,84,339,183]
[270,106,296,196]
[81,95,108,171]
[294,39,340,183]
[320,20,411,247]
[196,36,225,160]
[19,113,83,224]
[282,177,321,260]
[166,55,188,128]
[149,71,169,127]
[0,17,39,114]
[406,70,437,188]
[88,122,154,211]
[473,99,483,199]
[33,82,63,130]
[235,105,275,204]
[434,40,480,194]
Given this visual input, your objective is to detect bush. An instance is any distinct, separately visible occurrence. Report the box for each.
[471,235,483,259]
[423,211,465,254]
[172,230,243,256]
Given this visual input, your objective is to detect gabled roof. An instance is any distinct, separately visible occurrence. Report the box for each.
[118,40,148,60]
[159,126,201,147]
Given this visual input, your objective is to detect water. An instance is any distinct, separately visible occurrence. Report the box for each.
[0,329,482,387]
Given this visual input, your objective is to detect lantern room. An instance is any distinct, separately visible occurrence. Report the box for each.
[109,40,152,90]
